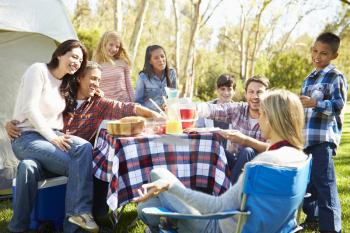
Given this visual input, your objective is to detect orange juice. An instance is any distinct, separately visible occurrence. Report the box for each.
[166,120,183,134]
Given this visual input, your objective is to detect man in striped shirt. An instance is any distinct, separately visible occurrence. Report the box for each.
[197,75,270,184]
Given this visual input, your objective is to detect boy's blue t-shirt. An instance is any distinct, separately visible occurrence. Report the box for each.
[301,64,348,149]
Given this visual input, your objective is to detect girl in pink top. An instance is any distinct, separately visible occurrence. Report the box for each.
[93,31,134,102]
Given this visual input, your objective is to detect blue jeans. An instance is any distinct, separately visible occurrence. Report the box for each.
[230,147,258,184]
[8,131,93,233]
[137,169,221,233]
[303,142,341,232]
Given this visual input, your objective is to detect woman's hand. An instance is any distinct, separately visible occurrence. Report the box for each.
[219,130,247,144]
[5,120,21,140]
[133,179,170,203]
[51,134,73,152]
[95,88,104,97]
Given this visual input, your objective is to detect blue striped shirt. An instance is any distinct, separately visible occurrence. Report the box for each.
[301,64,348,148]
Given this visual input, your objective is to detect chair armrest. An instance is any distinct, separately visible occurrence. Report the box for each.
[142,207,250,220]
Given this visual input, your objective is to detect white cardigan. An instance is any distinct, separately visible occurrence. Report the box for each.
[13,63,65,141]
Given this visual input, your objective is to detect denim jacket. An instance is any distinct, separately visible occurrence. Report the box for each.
[135,69,177,112]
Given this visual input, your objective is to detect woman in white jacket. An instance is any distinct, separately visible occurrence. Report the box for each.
[9,40,98,233]
[135,89,307,233]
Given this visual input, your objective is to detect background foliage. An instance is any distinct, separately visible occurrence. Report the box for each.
[68,0,350,100]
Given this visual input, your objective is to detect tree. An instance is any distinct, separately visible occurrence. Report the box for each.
[171,0,180,79]
[114,0,123,33]
[129,0,150,64]
[217,0,331,83]
[77,29,102,59]
[182,0,201,98]
[181,0,224,98]
[340,0,350,5]
[72,0,93,30]
[96,0,114,31]
[262,50,311,92]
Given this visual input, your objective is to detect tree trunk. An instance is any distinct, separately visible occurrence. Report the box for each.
[171,0,180,86]
[129,0,149,64]
[248,0,271,79]
[114,0,122,33]
[239,4,246,81]
[183,0,201,98]
[188,48,196,99]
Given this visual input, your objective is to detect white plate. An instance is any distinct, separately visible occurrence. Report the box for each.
[188,127,222,133]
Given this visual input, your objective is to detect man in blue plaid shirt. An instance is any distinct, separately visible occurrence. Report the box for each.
[197,76,270,184]
[300,32,347,233]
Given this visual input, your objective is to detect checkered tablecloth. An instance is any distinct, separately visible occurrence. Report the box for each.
[93,129,231,211]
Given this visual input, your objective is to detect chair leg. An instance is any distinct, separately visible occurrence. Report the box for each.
[291,226,303,233]
[296,206,303,225]
[296,193,311,225]
[126,215,140,232]
[117,205,126,223]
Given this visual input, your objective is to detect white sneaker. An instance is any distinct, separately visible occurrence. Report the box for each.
[68,213,99,233]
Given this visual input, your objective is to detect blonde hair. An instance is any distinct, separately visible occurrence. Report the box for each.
[93,31,131,66]
[260,89,304,150]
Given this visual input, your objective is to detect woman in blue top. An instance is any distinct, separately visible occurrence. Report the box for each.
[135,45,177,112]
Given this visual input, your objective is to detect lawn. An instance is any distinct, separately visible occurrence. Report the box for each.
[1,103,350,233]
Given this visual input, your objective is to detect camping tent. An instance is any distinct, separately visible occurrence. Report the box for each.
[0,0,77,196]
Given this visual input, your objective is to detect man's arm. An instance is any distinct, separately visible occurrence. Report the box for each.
[135,105,163,119]
[219,130,269,153]
[196,102,241,125]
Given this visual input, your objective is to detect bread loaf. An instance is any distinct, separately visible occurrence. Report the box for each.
[107,117,145,136]
[120,116,145,124]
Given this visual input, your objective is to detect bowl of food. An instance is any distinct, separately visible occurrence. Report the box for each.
[107,116,145,136]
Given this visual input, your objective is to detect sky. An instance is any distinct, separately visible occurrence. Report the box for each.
[63,0,342,43]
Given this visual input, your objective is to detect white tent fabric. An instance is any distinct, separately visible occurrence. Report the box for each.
[0,0,77,191]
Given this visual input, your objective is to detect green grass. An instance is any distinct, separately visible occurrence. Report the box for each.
[1,103,350,233]
[0,200,12,232]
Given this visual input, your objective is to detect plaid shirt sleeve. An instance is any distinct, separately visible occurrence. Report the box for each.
[98,97,137,119]
[197,102,245,125]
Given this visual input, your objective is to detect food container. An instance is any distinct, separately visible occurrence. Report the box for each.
[107,117,145,136]
[144,119,166,135]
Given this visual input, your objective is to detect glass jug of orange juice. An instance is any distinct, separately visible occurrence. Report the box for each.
[165,88,183,134]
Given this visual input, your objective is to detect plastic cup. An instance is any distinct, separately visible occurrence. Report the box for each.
[180,108,196,129]
[180,109,195,120]
[166,120,183,134]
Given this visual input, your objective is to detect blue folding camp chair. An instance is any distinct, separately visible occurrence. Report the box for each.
[142,155,312,233]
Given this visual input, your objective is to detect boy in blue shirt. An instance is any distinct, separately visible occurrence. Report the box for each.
[300,32,347,233]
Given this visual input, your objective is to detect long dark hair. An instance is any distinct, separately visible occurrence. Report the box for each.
[63,61,101,113]
[140,45,173,87]
[48,39,88,112]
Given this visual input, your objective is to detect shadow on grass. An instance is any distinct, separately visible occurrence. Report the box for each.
[0,199,12,232]
[115,203,144,233]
